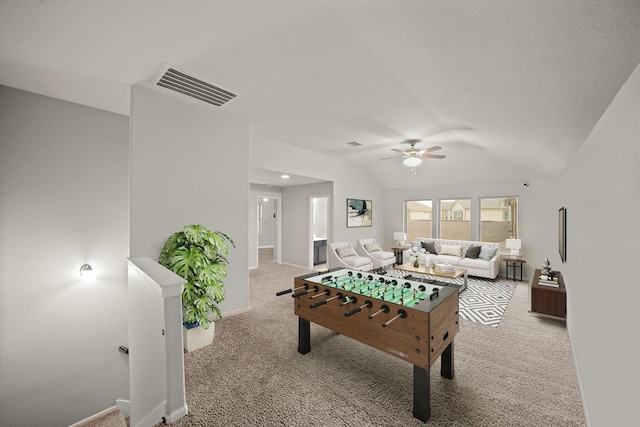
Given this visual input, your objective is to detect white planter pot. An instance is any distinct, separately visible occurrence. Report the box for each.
[183,322,215,352]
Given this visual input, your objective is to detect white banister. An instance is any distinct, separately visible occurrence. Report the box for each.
[127,257,187,427]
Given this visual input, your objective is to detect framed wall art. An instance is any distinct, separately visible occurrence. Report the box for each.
[559,207,567,263]
[347,198,372,228]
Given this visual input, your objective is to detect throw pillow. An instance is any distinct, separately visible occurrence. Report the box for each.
[479,246,498,261]
[364,242,381,252]
[336,246,356,258]
[465,245,481,259]
[439,244,463,257]
[420,241,437,254]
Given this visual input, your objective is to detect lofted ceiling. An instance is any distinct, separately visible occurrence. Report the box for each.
[2,1,639,189]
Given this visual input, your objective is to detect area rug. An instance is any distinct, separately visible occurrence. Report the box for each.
[386,268,517,327]
[458,278,517,327]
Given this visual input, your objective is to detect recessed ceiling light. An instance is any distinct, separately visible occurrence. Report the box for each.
[262,198,269,202]
[281,174,290,179]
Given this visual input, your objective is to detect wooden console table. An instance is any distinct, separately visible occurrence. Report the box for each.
[530,269,566,320]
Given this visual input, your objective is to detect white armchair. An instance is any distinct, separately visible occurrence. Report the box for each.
[356,238,395,269]
[328,241,373,271]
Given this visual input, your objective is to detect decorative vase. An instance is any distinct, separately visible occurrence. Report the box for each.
[413,257,419,268]
[541,257,551,275]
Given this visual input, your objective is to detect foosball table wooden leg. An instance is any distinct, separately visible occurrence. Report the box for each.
[413,365,431,422]
[298,317,311,354]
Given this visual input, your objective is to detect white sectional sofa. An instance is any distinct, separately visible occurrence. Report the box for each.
[403,238,500,279]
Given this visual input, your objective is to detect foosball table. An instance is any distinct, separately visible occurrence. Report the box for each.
[276,267,459,422]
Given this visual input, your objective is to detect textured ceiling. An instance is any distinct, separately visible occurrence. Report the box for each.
[2,1,639,189]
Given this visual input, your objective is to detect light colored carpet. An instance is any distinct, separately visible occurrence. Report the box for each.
[169,249,585,426]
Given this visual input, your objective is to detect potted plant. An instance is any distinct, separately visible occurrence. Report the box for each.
[159,224,235,351]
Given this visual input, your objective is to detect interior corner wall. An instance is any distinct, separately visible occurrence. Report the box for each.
[249,134,386,262]
[130,85,249,315]
[559,63,640,426]
[0,86,130,426]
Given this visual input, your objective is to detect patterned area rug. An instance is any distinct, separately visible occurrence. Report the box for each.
[458,278,517,327]
[385,268,517,327]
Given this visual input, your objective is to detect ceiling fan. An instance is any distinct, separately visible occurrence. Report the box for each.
[380,139,446,173]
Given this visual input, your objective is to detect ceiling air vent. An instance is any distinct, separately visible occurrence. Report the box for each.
[152,65,237,107]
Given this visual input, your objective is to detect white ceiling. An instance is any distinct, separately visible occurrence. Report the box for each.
[2,1,639,189]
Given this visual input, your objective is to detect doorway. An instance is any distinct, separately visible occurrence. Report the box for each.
[310,195,329,270]
[257,195,281,266]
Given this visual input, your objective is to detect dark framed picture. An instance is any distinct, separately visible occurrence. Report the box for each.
[347,198,372,227]
[559,207,567,263]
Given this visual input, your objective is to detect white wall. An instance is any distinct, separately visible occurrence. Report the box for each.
[130,85,250,316]
[560,63,640,426]
[0,86,130,426]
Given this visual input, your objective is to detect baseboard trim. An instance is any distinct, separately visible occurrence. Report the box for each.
[567,317,591,426]
[165,404,188,423]
[221,306,251,317]
[116,399,131,419]
[69,405,117,427]
[137,401,166,427]
[279,261,309,270]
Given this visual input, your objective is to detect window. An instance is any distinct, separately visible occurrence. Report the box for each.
[440,199,470,240]
[405,200,432,241]
[480,197,518,251]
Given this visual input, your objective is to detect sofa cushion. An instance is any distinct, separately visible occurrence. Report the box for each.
[370,251,394,261]
[336,246,357,258]
[341,256,371,268]
[458,257,491,270]
[420,241,437,254]
[479,246,498,261]
[364,242,381,252]
[465,245,481,259]
[440,244,463,257]
[430,254,461,264]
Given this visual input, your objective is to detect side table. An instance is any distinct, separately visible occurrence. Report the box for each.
[504,258,526,281]
[391,247,407,265]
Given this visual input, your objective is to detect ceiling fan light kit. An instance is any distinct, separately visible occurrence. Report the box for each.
[381,138,446,174]
[403,157,422,167]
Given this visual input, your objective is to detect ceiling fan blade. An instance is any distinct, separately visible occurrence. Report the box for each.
[423,145,442,153]
[390,148,405,153]
[379,155,404,160]
[420,154,446,159]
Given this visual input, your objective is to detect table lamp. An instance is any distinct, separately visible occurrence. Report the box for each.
[506,238,522,258]
[394,232,406,247]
